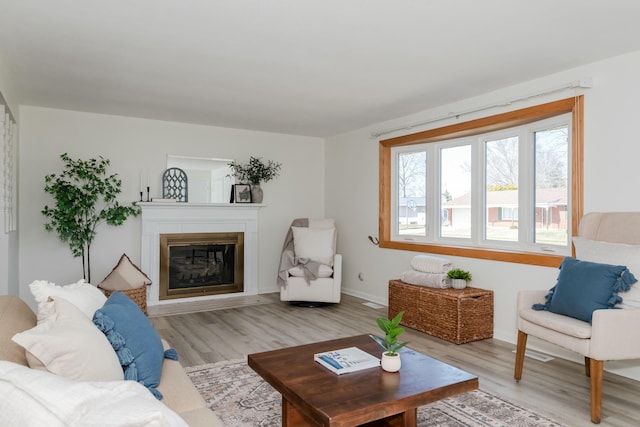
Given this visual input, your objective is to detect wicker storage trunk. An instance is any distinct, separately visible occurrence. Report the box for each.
[388,279,493,344]
[99,286,148,315]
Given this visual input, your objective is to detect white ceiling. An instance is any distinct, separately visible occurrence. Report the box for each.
[1,1,640,137]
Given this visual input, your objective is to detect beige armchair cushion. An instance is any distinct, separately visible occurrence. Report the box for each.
[520,309,591,339]
[288,264,334,278]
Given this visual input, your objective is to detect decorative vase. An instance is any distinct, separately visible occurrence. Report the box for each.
[250,185,263,203]
[451,279,468,289]
[381,352,401,372]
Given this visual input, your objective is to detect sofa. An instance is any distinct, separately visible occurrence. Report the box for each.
[0,295,222,427]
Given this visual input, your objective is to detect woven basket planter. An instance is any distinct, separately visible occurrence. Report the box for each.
[99,285,149,315]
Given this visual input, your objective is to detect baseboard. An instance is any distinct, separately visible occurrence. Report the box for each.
[340,288,387,307]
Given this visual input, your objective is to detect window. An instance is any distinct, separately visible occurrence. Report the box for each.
[440,143,472,239]
[500,207,518,221]
[397,151,426,235]
[379,97,583,267]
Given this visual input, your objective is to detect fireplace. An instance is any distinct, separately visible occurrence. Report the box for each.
[140,202,261,308]
[160,232,244,300]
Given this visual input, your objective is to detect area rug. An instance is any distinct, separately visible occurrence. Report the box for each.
[186,359,567,427]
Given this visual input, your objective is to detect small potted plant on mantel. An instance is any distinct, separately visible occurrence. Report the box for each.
[228,156,282,203]
[371,311,410,372]
[447,268,472,289]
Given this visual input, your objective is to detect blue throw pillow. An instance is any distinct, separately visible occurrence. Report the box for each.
[92,292,178,399]
[533,257,637,323]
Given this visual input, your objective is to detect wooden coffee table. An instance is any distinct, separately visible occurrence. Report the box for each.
[248,334,478,426]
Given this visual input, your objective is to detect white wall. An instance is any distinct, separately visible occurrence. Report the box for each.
[18,107,325,306]
[326,49,640,380]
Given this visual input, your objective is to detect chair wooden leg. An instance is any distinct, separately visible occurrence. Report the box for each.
[590,358,603,424]
[584,356,591,377]
[514,330,527,381]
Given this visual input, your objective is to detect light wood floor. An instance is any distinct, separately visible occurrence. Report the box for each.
[149,293,640,426]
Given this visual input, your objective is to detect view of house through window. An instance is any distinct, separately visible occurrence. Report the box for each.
[397,151,426,235]
[534,126,569,246]
[393,115,569,253]
[441,144,471,239]
[484,136,519,242]
[383,97,582,266]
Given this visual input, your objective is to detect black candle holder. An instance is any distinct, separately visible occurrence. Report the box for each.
[139,191,143,202]
[146,186,150,202]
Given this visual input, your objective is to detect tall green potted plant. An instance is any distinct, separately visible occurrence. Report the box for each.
[42,153,141,282]
[228,156,281,203]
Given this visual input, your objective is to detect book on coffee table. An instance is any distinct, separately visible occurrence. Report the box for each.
[314,346,380,375]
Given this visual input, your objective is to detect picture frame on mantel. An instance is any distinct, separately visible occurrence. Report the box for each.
[234,184,252,203]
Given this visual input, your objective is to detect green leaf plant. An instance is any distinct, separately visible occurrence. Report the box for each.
[228,156,282,185]
[42,153,141,283]
[447,268,472,281]
[373,311,410,356]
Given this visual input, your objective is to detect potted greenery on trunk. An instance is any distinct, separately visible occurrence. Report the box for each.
[447,268,472,289]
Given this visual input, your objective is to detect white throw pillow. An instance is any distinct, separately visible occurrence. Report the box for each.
[0,361,187,427]
[573,236,640,309]
[29,279,106,319]
[291,226,335,266]
[308,218,335,229]
[12,297,124,382]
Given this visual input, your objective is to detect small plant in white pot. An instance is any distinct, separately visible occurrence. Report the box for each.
[372,311,410,372]
[447,268,472,289]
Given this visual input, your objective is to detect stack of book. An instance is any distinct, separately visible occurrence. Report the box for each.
[314,346,380,375]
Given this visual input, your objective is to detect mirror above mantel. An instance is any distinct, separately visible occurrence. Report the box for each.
[166,155,235,203]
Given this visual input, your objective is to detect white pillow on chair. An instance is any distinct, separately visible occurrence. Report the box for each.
[291,226,335,266]
[573,236,640,309]
[308,218,335,229]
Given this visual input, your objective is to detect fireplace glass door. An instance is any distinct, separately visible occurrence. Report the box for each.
[160,232,244,300]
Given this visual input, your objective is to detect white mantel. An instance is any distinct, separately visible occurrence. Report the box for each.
[140,202,263,307]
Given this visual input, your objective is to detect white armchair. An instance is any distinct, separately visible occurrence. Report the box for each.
[515,212,640,424]
[278,218,342,305]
